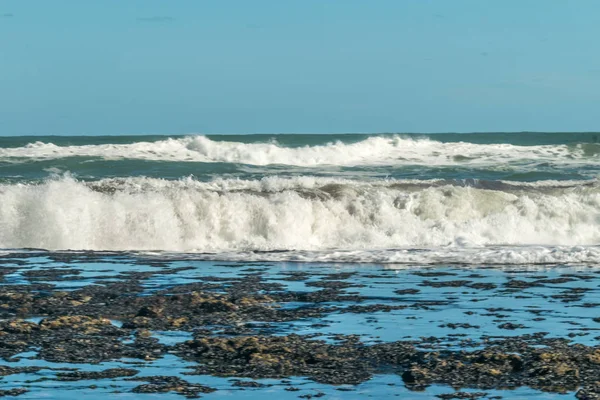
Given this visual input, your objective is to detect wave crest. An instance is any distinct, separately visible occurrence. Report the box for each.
[1,135,598,166]
[1,177,599,261]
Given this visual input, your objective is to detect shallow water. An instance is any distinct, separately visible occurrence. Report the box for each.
[1,132,599,398]
[0,251,597,399]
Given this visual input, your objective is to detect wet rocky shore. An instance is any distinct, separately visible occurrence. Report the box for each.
[0,251,599,399]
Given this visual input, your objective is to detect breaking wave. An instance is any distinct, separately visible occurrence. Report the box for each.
[1,135,598,167]
[1,176,600,264]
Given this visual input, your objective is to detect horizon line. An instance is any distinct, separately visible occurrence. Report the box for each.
[2,130,600,138]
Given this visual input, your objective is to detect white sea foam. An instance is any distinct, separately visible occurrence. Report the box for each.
[0,135,597,166]
[165,246,600,266]
[1,176,600,264]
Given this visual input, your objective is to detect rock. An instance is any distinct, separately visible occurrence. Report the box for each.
[402,366,431,385]
[178,335,373,385]
[498,322,526,330]
[436,392,488,399]
[190,292,237,312]
[587,350,600,364]
[2,319,38,334]
[56,368,139,381]
[231,380,270,388]
[0,388,28,397]
[0,366,42,377]
[467,282,497,290]
[123,316,152,329]
[420,280,473,288]
[577,383,600,399]
[395,289,420,295]
[130,376,216,398]
[136,329,153,338]
[136,305,163,318]
[439,323,480,329]
[39,316,112,333]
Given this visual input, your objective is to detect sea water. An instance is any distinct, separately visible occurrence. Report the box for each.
[1,132,599,399]
[1,132,599,263]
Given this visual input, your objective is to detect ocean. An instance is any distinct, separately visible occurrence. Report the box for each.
[1,133,599,399]
[1,132,600,263]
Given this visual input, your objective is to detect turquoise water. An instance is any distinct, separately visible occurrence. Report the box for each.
[1,253,595,399]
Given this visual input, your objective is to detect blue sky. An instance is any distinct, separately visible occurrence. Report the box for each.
[0,0,599,135]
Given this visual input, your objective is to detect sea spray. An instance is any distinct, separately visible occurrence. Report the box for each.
[1,134,597,167]
[1,176,599,260]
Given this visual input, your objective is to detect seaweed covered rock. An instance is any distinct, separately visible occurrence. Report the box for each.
[39,316,114,334]
[577,382,600,399]
[177,334,373,384]
[129,376,216,398]
[56,368,139,381]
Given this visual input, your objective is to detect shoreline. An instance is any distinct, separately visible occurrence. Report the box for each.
[0,252,598,399]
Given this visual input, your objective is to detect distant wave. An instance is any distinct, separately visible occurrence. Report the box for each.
[1,135,598,166]
[1,176,600,265]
